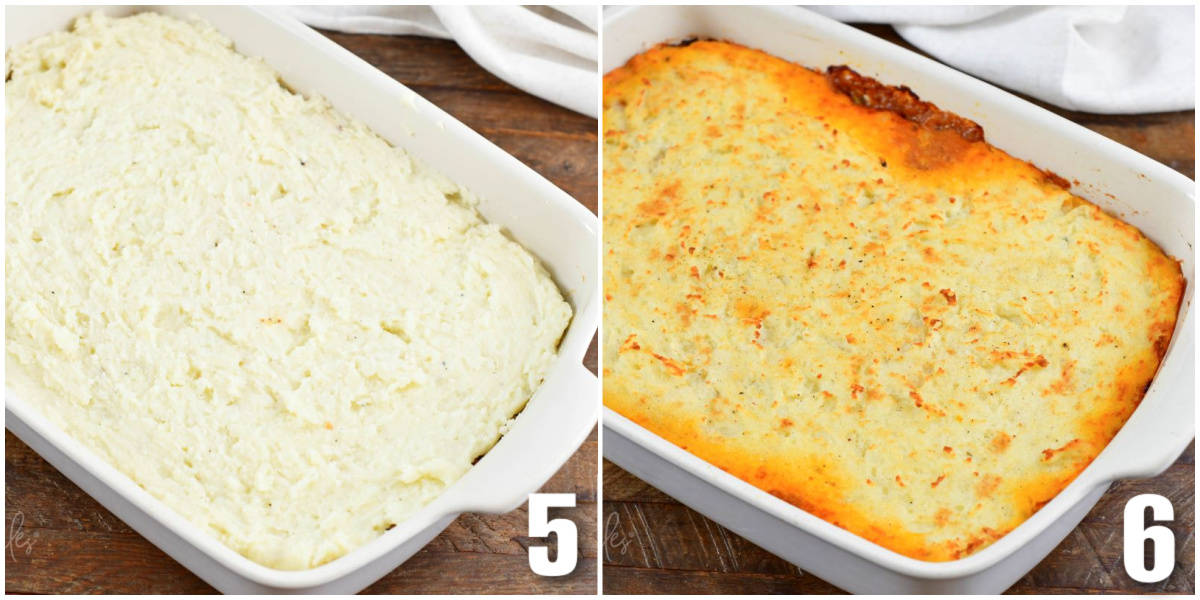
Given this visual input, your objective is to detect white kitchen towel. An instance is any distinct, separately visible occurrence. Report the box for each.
[283,5,598,118]
[811,5,1194,114]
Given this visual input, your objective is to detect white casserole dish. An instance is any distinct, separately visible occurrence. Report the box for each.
[5,5,598,594]
[601,5,1194,594]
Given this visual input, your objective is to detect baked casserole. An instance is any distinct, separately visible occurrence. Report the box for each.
[602,40,1184,561]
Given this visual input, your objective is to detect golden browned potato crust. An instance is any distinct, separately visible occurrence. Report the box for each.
[602,40,1184,561]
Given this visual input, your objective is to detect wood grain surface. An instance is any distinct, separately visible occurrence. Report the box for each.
[601,23,1195,596]
[5,30,599,595]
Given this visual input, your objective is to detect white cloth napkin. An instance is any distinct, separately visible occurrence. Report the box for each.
[282,5,598,118]
[811,5,1195,114]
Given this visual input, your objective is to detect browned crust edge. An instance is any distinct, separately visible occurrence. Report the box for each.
[825,65,985,143]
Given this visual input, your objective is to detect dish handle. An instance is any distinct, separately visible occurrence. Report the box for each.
[441,360,599,516]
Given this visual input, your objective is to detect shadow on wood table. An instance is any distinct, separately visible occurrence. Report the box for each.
[5,31,598,595]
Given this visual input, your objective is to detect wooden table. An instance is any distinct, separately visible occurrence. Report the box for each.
[5,31,599,595]
[601,24,1195,595]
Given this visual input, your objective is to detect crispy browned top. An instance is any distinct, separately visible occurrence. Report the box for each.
[603,40,1184,561]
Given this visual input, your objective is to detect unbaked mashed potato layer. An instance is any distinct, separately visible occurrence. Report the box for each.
[602,41,1183,561]
[6,12,571,569]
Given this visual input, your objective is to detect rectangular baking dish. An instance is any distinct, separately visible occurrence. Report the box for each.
[601,5,1194,594]
[4,5,598,594]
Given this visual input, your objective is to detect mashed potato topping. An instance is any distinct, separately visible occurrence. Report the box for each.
[6,12,571,569]
[603,41,1182,560]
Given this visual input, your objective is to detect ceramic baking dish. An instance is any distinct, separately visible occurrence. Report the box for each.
[4,5,598,594]
[601,5,1194,594]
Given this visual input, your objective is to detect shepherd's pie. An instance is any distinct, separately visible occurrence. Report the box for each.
[6,12,571,569]
[602,41,1184,560]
